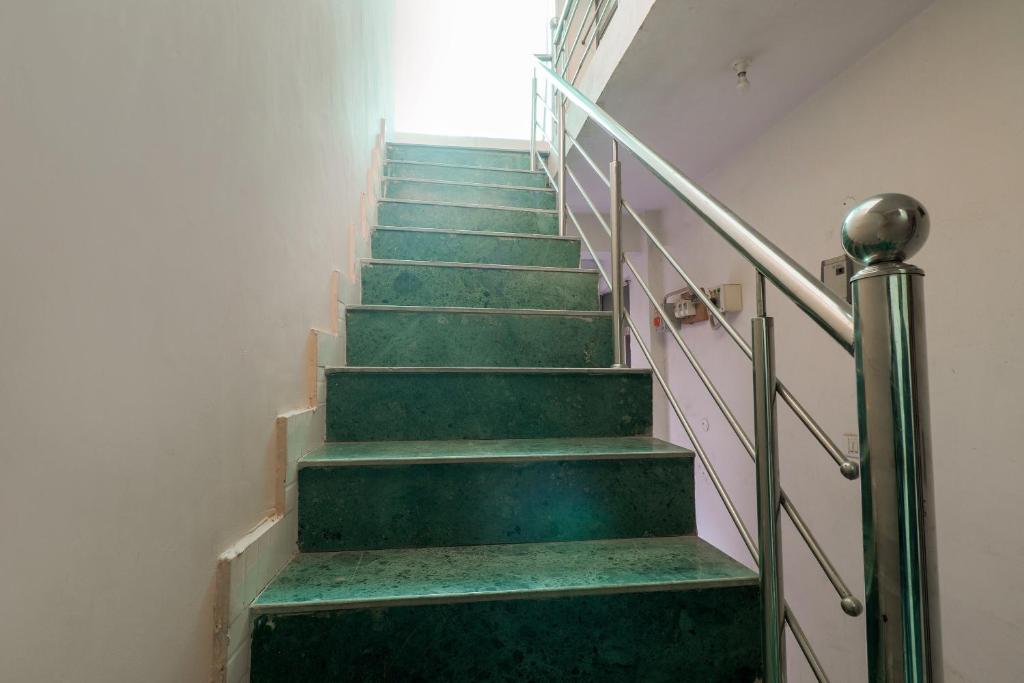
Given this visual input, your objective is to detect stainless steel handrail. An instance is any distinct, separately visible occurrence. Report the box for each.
[571,193,831,683]
[565,167,833,679]
[557,148,864,614]
[532,56,855,351]
[540,94,842,683]
[551,0,578,57]
[561,126,857,479]
[533,42,938,682]
[562,0,596,76]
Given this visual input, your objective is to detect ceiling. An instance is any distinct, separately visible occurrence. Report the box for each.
[567,0,933,212]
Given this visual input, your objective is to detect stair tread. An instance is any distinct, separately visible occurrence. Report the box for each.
[363,257,595,273]
[302,436,692,467]
[325,366,650,374]
[253,536,755,612]
[347,304,610,316]
[380,197,557,214]
[373,225,576,240]
[383,176,555,193]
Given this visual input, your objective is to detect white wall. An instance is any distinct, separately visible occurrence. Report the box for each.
[649,0,1024,679]
[0,2,393,681]
[391,0,553,140]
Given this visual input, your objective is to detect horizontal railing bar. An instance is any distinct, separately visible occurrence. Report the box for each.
[781,494,864,616]
[568,153,834,683]
[532,56,854,351]
[565,166,611,235]
[535,93,557,123]
[630,298,833,681]
[556,108,857,484]
[623,254,864,615]
[551,0,579,61]
[569,28,598,86]
[565,203,609,286]
[786,608,830,683]
[623,309,758,560]
[624,253,754,453]
[620,200,858,480]
[561,0,597,77]
[564,132,610,186]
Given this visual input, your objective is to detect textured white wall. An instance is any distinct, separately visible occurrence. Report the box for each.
[0,2,393,681]
[649,0,1024,680]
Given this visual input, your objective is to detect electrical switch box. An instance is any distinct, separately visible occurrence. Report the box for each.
[821,255,854,303]
[708,284,742,313]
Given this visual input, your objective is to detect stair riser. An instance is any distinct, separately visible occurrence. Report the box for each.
[379,201,558,234]
[385,162,549,188]
[389,145,534,170]
[384,179,556,209]
[251,586,761,682]
[347,309,612,367]
[371,229,579,267]
[298,457,694,552]
[361,262,599,311]
[325,371,652,441]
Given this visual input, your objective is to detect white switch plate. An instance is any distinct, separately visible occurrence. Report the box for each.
[708,284,742,313]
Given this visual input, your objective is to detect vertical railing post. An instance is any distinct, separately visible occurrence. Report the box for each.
[557,96,567,237]
[608,140,624,367]
[753,271,786,683]
[843,193,941,683]
[530,71,538,172]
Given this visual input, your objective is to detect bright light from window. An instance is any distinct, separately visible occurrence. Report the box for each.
[392,0,555,140]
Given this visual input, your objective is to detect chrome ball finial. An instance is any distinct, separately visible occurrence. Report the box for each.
[841,596,864,617]
[840,461,859,481]
[841,193,929,265]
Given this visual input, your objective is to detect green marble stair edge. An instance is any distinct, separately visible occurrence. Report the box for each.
[379,199,558,234]
[388,143,539,170]
[385,160,550,188]
[384,177,556,209]
[253,536,756,611]
[325,368,653,441]
[346,306,612,367]
[360,259,599,311]
[371,227,579,267]
[301,437,691,465]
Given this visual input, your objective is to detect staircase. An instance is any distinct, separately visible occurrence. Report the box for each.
[249,142,761,682]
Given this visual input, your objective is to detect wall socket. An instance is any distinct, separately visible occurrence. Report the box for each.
[843,432,860,459]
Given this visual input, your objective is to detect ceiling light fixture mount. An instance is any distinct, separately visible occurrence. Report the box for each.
[733,58,751,93]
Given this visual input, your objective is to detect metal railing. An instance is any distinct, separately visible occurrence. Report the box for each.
[530,46,940,683]
[549,0,616,86]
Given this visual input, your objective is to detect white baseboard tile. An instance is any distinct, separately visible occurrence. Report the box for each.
[212,406,320,682]
[211,119,384,683]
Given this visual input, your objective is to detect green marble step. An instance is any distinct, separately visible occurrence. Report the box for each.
[361,259,599,311]
[388,143,538,170]
[385,160,550,188]
[383,177,556,209]
[297,437,695,551]
[250,537,760,682]
[325,368,652,441]
[371,227,579,267]
[346,306,612,367]
[378,199,558,234]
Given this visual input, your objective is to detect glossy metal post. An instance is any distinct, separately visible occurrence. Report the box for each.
[530,72,538,172]
[753,271,785,682]
[608,140,624,367]
[843,194,941,682]
[557,97,567,237]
